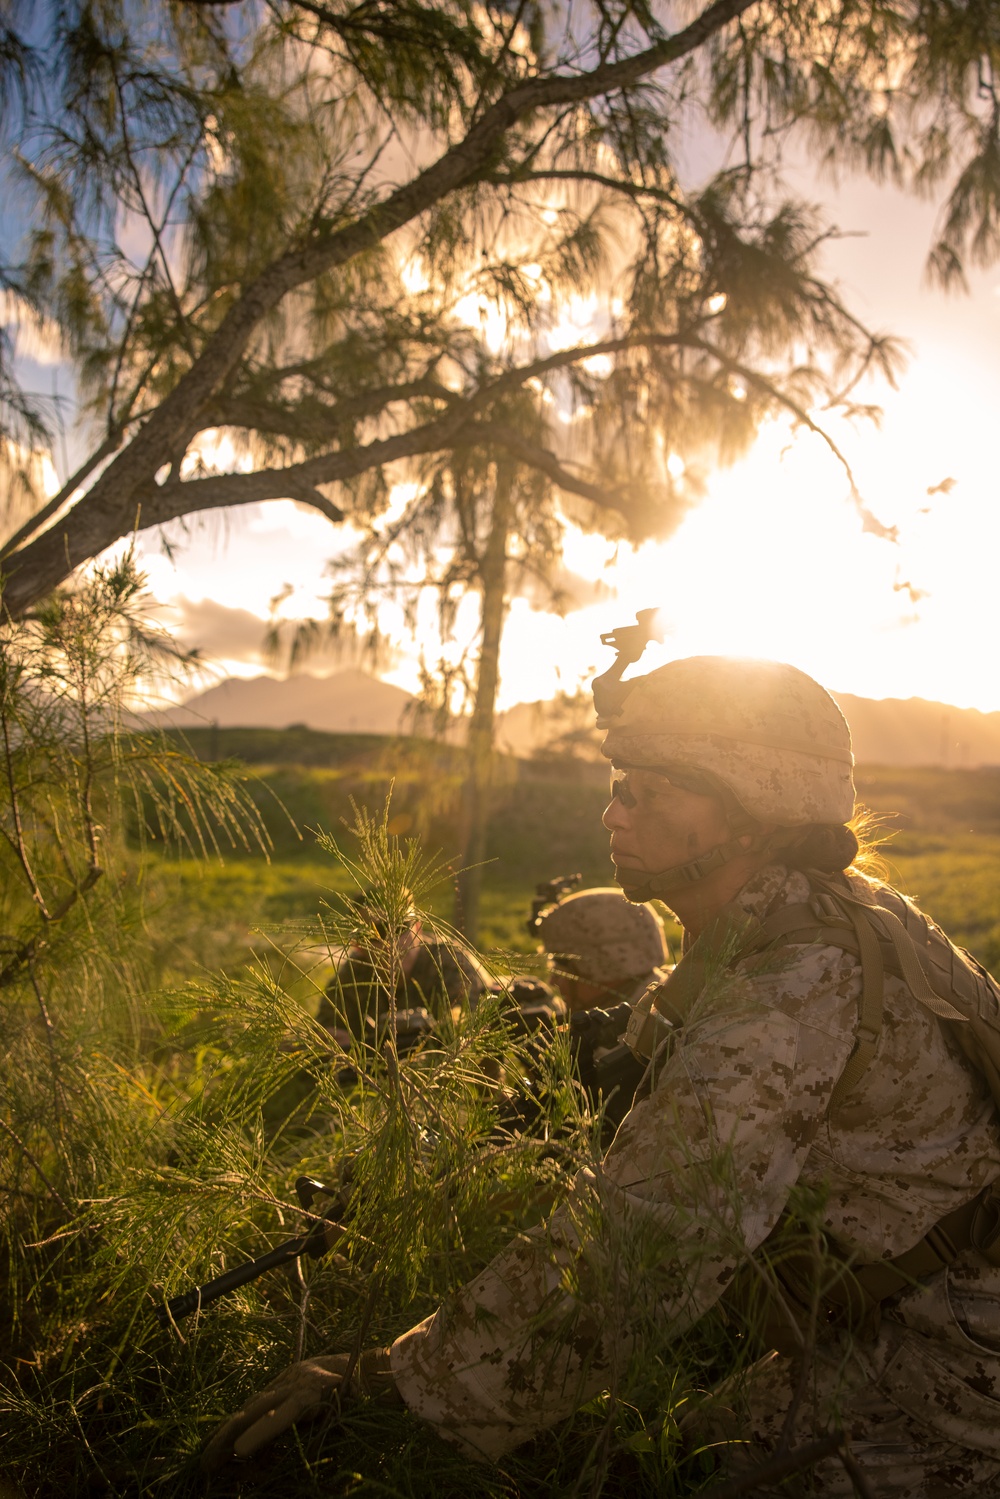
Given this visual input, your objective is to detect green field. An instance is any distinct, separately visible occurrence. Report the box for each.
[148,730,1000,983]
[854,764,1000,969]
[144,727,632,984]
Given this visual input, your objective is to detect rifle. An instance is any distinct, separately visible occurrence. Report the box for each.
[502,1000,647,1138]
[570,1002,648,1129]
[157,998,645,1325]
[155,1176,346,1328]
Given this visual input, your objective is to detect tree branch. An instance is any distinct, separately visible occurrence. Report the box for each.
[205,377,457,441]
[485,165,686,214]
[1,332,685,572]
[680,336,897,538]
[124,412,635,531]
[9,323,881,560]
[128,408,476,524]
[95,330,699,524]
[0,0,758,616]
[459,422,623,512]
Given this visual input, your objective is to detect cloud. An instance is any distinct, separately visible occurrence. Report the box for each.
[167,595,366,673]
[0,291,65,366]
[169,597,271,663]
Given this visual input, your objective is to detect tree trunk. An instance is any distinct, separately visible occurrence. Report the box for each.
[455,463,514,943]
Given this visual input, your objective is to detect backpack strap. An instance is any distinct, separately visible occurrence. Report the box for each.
[832,901,886,1107]
[629,872,971,1094]
[852,1189,983,1305]
[824,876,967,1022]
[756,894,886,1109]
[729,874,1000,1328]
[756,874,968,1108]
[737,1180,1000,1353]
[763,882,1000,1298]
[623,905,762,1062]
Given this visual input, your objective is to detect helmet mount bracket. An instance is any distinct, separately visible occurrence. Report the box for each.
[592,608,665,723]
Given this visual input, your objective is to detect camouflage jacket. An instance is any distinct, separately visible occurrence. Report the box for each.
[390,862,1000,1460]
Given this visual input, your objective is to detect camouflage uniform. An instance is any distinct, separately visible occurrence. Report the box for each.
[210,655,1000,1493]
[390,861,1000,1491]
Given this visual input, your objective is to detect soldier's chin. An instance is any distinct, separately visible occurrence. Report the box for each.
[612,865,650,902]
[610,850,643,872]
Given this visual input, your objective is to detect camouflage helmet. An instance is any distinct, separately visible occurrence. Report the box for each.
[536,888,668,986]
[600,656,855,826]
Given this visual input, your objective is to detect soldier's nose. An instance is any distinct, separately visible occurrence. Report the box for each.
[603,797,628,831]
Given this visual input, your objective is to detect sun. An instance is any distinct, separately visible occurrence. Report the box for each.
[545,417,918,707]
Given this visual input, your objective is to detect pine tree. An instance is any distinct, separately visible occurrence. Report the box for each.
[2,0,999,621]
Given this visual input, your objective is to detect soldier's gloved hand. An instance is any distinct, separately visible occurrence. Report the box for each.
[201,1348,399,1472]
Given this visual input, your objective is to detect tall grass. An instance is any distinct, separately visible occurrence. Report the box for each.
[2,798,701,1495]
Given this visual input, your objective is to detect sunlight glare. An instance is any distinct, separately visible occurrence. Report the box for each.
[400,257,430,294]
[127,312,1000,719]
[452,291,510,353]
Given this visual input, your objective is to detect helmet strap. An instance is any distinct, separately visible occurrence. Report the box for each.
[617,833,770,903]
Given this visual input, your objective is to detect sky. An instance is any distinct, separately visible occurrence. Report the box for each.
[11,132,1000,716]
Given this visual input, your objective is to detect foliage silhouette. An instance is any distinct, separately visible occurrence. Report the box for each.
[9,0,1000,612]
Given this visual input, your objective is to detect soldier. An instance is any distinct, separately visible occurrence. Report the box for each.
[532,885,670,1014]
[528,885,669,1134]
[317,893,492,1046]
[206,654,1000,1494]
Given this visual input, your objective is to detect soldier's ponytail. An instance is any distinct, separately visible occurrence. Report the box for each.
[771,823,860,873]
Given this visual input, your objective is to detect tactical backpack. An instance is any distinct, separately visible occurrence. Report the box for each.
[623,867,1000,1327]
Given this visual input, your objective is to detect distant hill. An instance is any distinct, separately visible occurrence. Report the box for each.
[833,693,1000,769]
[143,670,1000,768]
[142,668,414,737]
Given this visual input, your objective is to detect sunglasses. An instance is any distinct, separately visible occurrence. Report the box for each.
[609,764,720,808]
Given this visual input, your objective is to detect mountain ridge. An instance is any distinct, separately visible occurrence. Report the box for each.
[141,669,1000,768]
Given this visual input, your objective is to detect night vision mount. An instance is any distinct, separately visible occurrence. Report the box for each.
[527,871,583,934]
[592,608,664,723]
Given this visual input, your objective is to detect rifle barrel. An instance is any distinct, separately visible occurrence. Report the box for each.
[156,1233,307,1327]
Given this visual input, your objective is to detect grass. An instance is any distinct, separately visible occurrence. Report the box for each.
[3,799,681,1499]
[855,764,1000,967]
[140,729,639,983]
